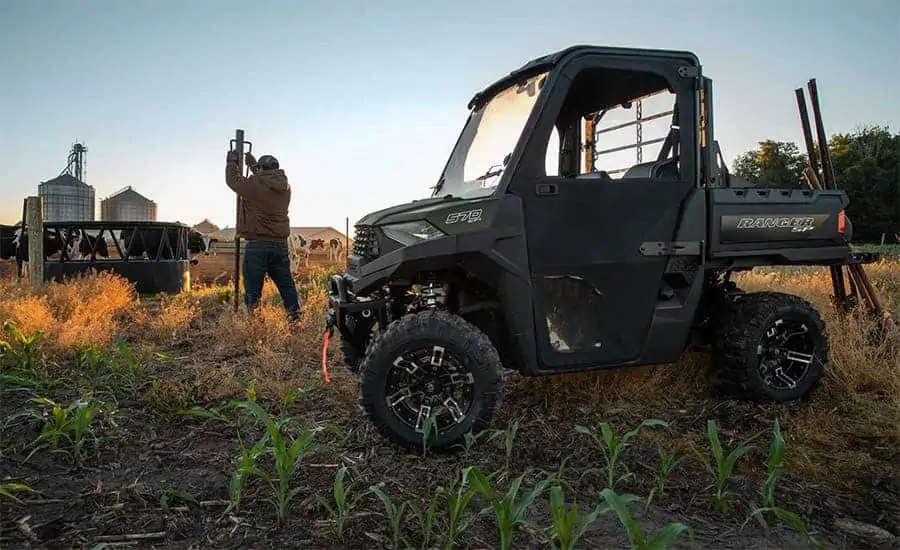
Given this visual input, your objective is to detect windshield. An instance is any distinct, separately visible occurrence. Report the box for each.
[433,71,549,199]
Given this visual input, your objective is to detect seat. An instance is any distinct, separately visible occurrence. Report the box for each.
[621,158,680,181]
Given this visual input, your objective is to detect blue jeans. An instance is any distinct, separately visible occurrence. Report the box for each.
[242,240,301,321]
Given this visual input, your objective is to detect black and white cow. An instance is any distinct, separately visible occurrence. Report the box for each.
[119,227,213,260]
[0,225,108,277]
[11,228,108,260]
[0,224,19,260]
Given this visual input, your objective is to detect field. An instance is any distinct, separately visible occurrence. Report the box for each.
[0,258,898,549]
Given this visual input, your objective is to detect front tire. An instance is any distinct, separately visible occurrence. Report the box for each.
[357,309,503,450]
[713,291,828,402]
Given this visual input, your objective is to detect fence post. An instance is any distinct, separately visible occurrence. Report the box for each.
[25,196,44,286]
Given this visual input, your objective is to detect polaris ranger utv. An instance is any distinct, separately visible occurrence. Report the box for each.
[326,45,878,450]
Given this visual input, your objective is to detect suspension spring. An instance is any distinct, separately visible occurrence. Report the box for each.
[421,282,446,309]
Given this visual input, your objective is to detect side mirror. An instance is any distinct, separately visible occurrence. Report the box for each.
[503,153,511,167]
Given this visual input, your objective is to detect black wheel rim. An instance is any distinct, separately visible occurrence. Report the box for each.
[384,345,476,435]
[757,318,817,391]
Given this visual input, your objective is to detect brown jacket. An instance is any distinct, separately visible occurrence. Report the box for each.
[225,160,291,242]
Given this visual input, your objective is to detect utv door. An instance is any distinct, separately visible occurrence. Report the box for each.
[510,54,699,370]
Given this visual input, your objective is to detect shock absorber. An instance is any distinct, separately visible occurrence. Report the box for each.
[420,281,447,309]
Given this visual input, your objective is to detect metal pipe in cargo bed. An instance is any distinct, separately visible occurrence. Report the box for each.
[795,88,822,180]
[806,79,836,191]
[797,83,850,310]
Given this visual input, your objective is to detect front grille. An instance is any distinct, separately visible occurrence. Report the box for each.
[352,225,378,260]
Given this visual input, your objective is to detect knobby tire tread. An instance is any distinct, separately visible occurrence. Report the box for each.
[712,291,828,402]
[356,309,504,451]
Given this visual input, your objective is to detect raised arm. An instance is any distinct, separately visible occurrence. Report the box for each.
[225,151,253,197]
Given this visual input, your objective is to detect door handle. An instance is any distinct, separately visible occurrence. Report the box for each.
[535,183,558,196]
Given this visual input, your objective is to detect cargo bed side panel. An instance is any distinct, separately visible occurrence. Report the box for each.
[707,187,852,265]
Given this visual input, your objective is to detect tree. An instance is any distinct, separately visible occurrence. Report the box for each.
[732,140,808,188]
[828,126,899,243]
[730,128,899,243]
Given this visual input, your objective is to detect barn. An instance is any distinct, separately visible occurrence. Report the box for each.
[192,219,220,235]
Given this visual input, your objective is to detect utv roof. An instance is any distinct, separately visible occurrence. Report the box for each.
[468,44,701,109]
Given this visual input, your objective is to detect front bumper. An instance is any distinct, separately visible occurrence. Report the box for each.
[327,272,389,343]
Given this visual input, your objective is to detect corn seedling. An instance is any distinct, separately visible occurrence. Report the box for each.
[0,338,11,365]
[600,488,691,550]
[159,488,199,511]
[545,484,603,550]
[438,467,480,550]
[369,484,415,549]
[236,400,319,523]
[421,411,439,457]
[227,428,270,513]
[110,336,145,395]
[277,387,299,416]
[177,401,239,424]
[468,467,550,550]
[410,489,441,550]
[0,481,38,504]
[650,444,687,504]
[575,418,669,489]
[26,394,106,465]
[488,419,520,473]
[315,465,368,538]
[2,320,45,370]
[452,429,492,459]
[548,455,575,493]
[745,507,823,549]
[704,419,753,514]
[72,344,107,380]
[0,364,49,393]
[762,418,787,507]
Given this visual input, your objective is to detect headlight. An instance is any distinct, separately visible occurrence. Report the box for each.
[381,221,445,246]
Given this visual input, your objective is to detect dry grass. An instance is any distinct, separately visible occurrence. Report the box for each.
[0,270,139,352]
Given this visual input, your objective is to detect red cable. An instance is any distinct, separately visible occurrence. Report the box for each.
[321,330,332,383]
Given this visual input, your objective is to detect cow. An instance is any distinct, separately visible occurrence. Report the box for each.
[119,227,210,260]
[10,228,109,261]
[309,238,326,251]
[0,224,18,260]
[0,226,109,281]
[328,238,343,262]
[64,229,110,259]
[287,233,310,270]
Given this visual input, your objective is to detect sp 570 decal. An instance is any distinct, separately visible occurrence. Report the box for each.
[445,209,484,225]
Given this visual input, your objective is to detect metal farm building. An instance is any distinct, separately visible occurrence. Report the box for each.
[38,173,96,222]
[101,186,158,222]
[38,142,96,222]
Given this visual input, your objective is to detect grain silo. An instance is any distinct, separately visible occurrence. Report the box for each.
[38,142,96,222]
[101,186,158,222]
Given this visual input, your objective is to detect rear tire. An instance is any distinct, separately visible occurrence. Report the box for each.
[357,309,503,450]
[713,291,828,402]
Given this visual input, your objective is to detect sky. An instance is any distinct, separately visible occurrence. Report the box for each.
[1,0,898,231]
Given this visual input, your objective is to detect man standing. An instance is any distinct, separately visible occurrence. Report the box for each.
[225,150,301,321]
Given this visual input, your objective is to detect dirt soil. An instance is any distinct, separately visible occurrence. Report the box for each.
[2,353,897,550]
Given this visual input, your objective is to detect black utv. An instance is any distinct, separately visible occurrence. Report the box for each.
[326,45,877,450]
